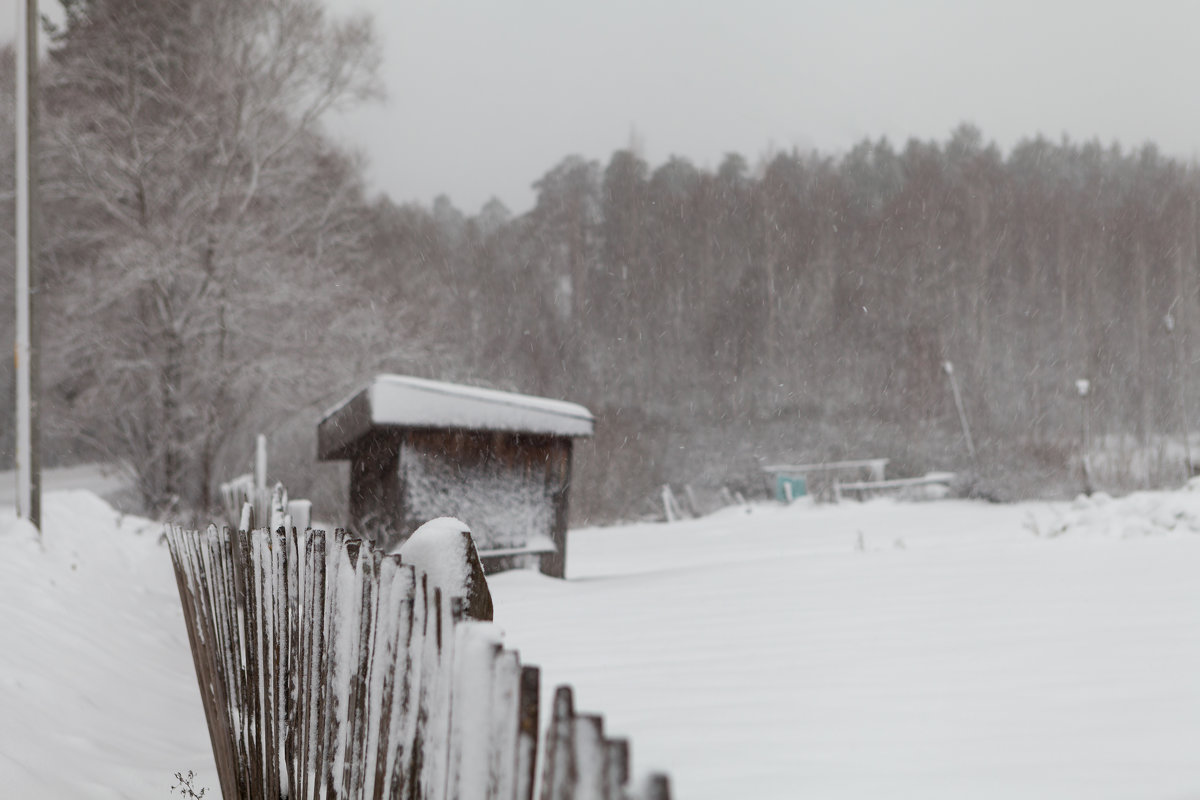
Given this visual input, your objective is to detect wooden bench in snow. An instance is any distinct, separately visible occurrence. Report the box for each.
[763,459,889,503]
[477,534,558,561]
[835,472,956,502]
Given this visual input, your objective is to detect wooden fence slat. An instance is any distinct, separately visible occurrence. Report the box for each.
[515,666,541,800]
[353,549,385,799]
[166,529,237,800]
[239,528,263,800]
[416,585,454,800]
[300,529,326,800]
[432,596,463,800]
[206,530,243,767]
[541,685,576,800]
[603,739,630,800]
[384,564,418,800]
[217,528,253,798]
[406,572,431,799]
[318,530,349,796]
[368,555,407,799]
[271,528,291,797]
[444,622,470,800]
[284,528,302,797]
[573,715,606,800]
[189,528,245,797]
[277,530,291,795]
[264,531,280,799]
[323,535,361,797]
[262,529,279,800]
[446,623,501,800]
[487,650,522,800]
[344,544,378,796]
[251,530,276,800]
[202,527,247,797]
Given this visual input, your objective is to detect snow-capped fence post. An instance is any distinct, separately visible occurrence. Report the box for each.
[165,502,670,800]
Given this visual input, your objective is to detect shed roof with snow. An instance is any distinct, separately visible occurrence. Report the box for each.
[317,375,594,578]
[318,374,594,460]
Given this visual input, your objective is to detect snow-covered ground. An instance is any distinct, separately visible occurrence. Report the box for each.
[489,493,1200,800]
[1,486,1197,798]
[0,491,214,798]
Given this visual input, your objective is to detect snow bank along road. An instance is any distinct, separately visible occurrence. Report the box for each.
[0,492,212,798]
[1,488,1197,798]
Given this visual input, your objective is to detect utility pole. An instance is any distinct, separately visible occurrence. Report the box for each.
[15,0,42,530]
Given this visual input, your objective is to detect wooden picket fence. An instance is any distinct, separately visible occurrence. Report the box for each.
[165,522,670,800]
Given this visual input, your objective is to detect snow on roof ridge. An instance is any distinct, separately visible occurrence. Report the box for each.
[373,374,593,421]
[319,374,594,451]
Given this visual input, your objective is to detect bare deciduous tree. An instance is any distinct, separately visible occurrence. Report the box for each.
[42,0,405,511]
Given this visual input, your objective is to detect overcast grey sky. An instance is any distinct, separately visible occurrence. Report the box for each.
[9,1,1200,214]
[327,0,1200,214]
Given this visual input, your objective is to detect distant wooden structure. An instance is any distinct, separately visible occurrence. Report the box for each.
[763,459,889,503]
[835,471,956,502]
[318,375,594,577]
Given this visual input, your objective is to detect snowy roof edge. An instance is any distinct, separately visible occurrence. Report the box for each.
[318,374,594,459]
[378,374,592,422]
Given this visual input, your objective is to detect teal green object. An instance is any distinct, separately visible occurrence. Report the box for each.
[775,475,807,502]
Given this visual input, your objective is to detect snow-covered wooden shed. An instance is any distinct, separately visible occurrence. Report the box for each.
[317,375,594,577]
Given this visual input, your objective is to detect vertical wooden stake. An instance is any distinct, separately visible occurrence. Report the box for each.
[943,361,976,462]
[255,434,268,492]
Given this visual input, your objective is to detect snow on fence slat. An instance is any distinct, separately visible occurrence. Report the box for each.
[165,512,669,800]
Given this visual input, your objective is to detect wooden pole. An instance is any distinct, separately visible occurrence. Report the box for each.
[255,433,268,491]
[943,361,976,462]
[15,0,41,531]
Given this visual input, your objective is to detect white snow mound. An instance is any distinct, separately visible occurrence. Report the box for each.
[1029,483,1200,539]
[397,516,474,596]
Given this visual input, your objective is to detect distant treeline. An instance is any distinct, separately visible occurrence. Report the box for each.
[365,125,1200,514]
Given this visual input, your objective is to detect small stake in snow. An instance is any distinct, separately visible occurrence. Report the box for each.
[1076,379,1093,494]
[943,361,976,463]
[255,434,268,492]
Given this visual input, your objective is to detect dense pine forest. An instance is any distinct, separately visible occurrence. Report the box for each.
[4,2,1200,520]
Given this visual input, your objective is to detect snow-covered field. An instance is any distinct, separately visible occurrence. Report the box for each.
[1,486,1198,798]
[490,493,1200,800]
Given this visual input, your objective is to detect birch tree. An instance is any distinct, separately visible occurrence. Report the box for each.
[42,0,398,511]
